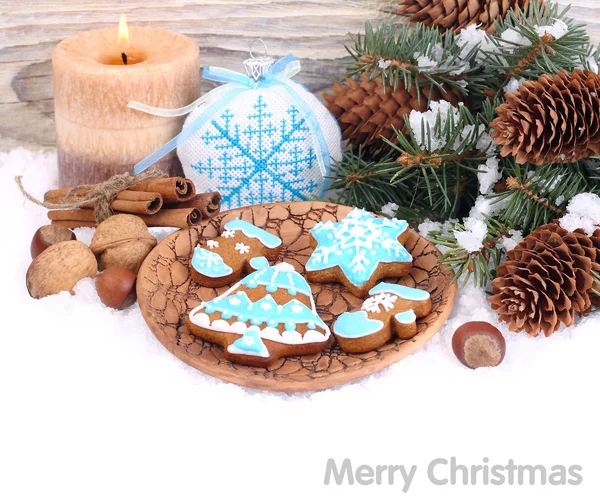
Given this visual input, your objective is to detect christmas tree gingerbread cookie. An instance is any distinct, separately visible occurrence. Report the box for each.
[305,208,413,298]
[187,262,332,367]
[333,282,432,353]
[191,219,282,287]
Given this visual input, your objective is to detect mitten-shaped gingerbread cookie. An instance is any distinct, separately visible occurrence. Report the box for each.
[333,282,432,353]
[191,219,282,287]
[305,208,413,298]
[187,262,332,367]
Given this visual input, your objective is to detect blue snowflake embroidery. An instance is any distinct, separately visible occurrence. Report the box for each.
[191,95,319,208]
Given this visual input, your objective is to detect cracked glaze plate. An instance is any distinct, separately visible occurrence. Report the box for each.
[137,202,457,391]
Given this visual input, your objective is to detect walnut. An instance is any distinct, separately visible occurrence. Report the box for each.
[90,214,157,274]
[26,240,98,298]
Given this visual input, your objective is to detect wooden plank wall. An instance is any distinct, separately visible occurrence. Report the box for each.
[0,0,598,151]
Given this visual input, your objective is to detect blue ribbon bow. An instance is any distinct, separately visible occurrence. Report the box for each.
[129,54,331,179]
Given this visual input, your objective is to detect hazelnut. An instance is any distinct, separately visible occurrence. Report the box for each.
[90,214,157,274]
[96,267,137,310]
[452,321,506,369]
[26,240,98,298]
[31,225,76,259]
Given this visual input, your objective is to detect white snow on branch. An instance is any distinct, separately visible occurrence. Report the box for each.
[504,77,526,94]
[477,157,501,195]
[499,230,523,252]
[454,216,488,253]
[409,100,461,151]
[380,202,399,216]
[534,19,569,40]
[559,193,600,235]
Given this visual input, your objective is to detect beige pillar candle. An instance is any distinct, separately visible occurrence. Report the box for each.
[52,20,200,187]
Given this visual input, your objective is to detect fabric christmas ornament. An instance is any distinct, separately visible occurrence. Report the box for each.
[128,47,342,210]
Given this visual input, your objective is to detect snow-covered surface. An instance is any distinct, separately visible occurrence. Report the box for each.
[2,149,600,504]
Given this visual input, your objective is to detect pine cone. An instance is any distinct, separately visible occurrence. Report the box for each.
[489,223,594,337]
[491,70,600,165]
[397,0,532,33]
[323,73,462,149]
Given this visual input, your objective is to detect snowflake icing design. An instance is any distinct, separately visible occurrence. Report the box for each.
[190,94,320,208]
[206,240,219,249]
[306,208,413,287]
[362,293,398,313]
[235,242,250,254]
[222,230,236,239]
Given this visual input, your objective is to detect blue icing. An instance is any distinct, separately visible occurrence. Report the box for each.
[191,246,233,278]
[249,256,270,271]
[241,264,311,297]
[395,310,416,324]
[224,219,282,249]
[305,208,412,287]
[229,326,269,356]
[333,311,384,339]
[369,282,430,301]
[199,292,326,332]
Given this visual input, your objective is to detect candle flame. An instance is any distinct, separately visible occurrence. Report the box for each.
[118,14,129,47]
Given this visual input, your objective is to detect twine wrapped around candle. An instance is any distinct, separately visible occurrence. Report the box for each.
[15,168,166,222]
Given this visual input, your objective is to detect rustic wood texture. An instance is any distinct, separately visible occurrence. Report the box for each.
[0,1,597,151]
[136,202,458,391]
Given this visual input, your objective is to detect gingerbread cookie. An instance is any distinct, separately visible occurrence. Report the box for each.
[187,262,332,367]
[305,208,413,298]
[333,282,432,353]
[191,219,282,287]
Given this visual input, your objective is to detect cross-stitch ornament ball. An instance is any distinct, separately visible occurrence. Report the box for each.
[130,48,342,211]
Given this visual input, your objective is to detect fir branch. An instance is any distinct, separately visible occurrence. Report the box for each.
[480,1,589,96]
[489,158,591,234]
[346,21,481,97]
[505,176,565,216]
[428,217,511,288]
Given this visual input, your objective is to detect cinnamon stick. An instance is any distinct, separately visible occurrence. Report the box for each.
[163,192,221,219]
[48,209,96,222]
[130,177,195,202]
[52,220,98,229]
[45,190,163,215]
[49,208,201,229]
[138,208,201,228]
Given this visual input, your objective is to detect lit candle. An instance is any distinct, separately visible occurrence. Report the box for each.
[52,16,200,187]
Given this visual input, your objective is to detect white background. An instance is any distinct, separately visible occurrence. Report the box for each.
[1,150,599,504]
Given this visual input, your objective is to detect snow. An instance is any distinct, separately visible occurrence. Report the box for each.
[559,192,600,235]
[456,24,497,65]
[504,77,526,94]
[499,229,524,252]
[499,28,530,47]
[477,157,501,195]
[380,201,399,216]
[409,100,460,152]
[453,216,489,252]
[378,57,391,70]
[2,149,600,504]
[534,19,569,40]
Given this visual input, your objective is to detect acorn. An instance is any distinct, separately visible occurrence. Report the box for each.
[95,267,137,309]
[31,225,76,259]
[452,321,506,369]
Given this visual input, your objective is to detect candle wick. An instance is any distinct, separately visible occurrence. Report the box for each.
[121,52,128,65]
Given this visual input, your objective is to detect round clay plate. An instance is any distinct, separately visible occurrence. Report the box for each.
[137,202,457,391]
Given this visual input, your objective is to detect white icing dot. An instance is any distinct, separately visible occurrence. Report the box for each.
[229,298,241,306]
[290,305,303,314]
[260,302,272,310]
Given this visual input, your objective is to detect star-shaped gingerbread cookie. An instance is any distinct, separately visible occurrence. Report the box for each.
[305,208,413,298]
